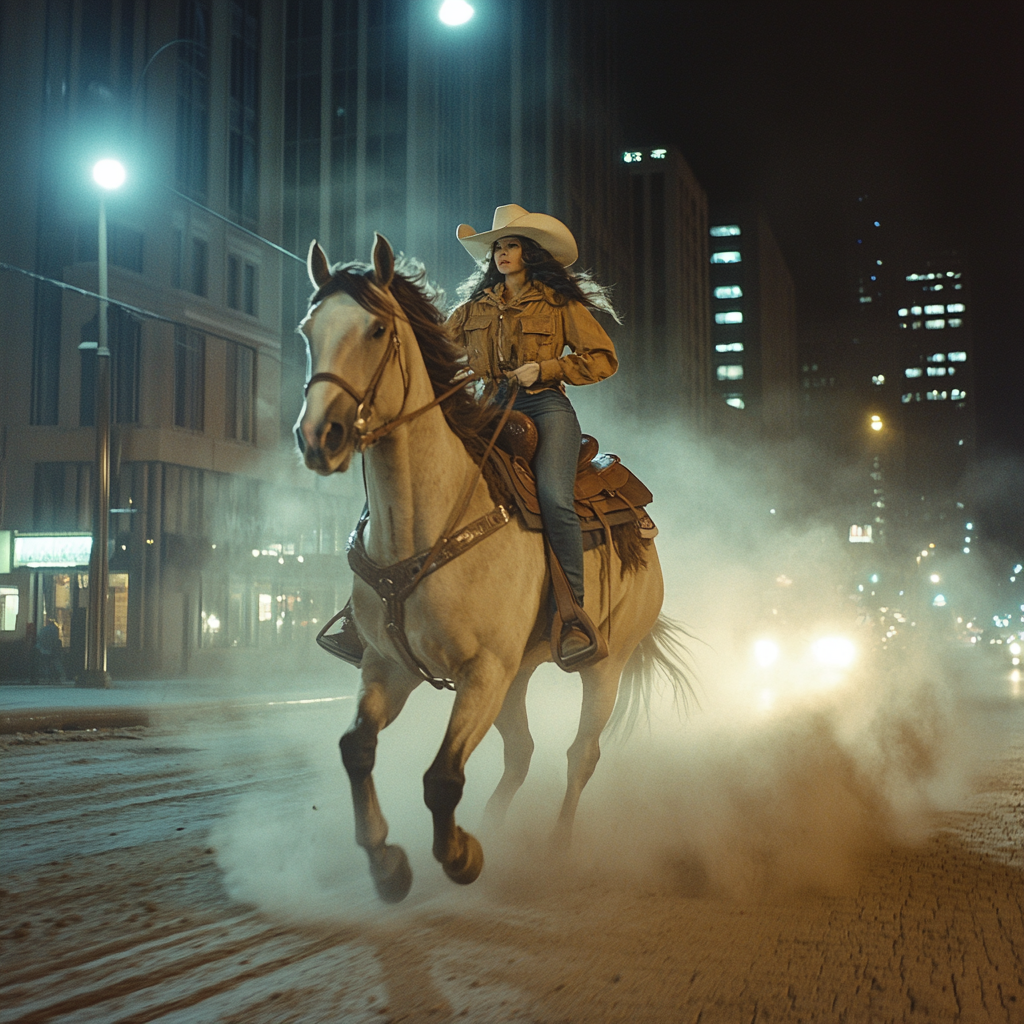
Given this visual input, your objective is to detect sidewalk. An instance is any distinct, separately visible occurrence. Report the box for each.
[0,672,359,734]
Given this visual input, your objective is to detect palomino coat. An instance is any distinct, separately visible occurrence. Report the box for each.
[445,281,618,394]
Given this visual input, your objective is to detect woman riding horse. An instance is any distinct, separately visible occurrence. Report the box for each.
[447,204,620,668]
[322,205,621,671]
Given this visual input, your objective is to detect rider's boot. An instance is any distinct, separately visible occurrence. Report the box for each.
[546,545,608,672]
[316,597,365,667]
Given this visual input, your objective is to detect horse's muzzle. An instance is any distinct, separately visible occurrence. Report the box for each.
[295,415,352,474]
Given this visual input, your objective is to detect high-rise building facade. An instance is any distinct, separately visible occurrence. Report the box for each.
[0,0,359,678]
[708,206,797,438]
[620,145,709,430]
[893,258,977,552]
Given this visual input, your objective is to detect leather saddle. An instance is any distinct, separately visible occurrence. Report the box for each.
[491,411,658,543]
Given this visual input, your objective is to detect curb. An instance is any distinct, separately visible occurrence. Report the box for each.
[0,707,152,735]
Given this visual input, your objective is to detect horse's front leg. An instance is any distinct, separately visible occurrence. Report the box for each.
[339,652,419,903]
[423,652,510,885]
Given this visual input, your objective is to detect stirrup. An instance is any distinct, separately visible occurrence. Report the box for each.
[316,601,364,667]
[556,619,603,671]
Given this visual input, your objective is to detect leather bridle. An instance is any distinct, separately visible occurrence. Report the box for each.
[303,316,481,452]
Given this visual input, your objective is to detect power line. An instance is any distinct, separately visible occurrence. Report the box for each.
[0,260,292,363]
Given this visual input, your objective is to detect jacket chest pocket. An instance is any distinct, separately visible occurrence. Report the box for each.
[462,313,493,352]
[517,314,556,360]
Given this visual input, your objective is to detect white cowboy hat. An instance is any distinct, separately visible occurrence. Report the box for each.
[456,204,578,267]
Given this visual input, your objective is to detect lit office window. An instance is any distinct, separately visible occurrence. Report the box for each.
[872,375,885,385]
[925,319,945,329]
[927,367,947,376]
[953,283,963,290]
[948,351,967,362]
[926,390,947,401]
[710,225,741,237]
[725,396,745,409]
[716,342,744,353]
[650,148,667,159]
[951,389,966,400]
[859,296,873,303]
[947,318,962,328]
[710,251,741,263]
[911,321,922,329]
[717,364,744,380]
[901,393,913,403]
[715,311,743,324]
[946,303,965,313]
[622,151,642,163]
[905,367,923,377]
[714,285,743,299]
[927,353,946,362]
[924,304,944,314]
[897,308,909,317]
[925,284,944,291]
[911,306,922,314]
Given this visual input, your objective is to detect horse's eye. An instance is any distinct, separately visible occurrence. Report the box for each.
[371,322,387,338]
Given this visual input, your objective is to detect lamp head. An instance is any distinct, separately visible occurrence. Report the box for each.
[92,158,126,191]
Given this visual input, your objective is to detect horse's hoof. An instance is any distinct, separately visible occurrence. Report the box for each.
[371,843,413,903]
[443,828,484,886]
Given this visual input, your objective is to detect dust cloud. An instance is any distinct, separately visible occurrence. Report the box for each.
[209,390,1011,922]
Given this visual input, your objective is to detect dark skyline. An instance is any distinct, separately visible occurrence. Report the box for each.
[615,1,1023,457]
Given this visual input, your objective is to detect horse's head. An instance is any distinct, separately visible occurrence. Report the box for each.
[295,234,408,474]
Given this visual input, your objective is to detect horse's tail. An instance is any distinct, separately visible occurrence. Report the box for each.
[606,614,699,740]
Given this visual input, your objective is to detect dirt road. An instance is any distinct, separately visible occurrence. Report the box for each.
[1,693,1022,1023]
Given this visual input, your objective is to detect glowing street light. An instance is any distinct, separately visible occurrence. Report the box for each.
[79,157,126,688]
[870,414,883,432]
[439,0,474,25]
[92,158,126,191]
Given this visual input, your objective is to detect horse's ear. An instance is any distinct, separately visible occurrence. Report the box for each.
[371,233,395,289]
[307,240,332,290]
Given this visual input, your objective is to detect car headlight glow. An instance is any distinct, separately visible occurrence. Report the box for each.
[753,638,780,668]
[811,636,856,668]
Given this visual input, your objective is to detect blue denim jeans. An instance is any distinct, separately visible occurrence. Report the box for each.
[497,384,584,606]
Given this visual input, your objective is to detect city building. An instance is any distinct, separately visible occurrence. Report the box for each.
[893,256,977,554]
[620,144,710,430]
[707,206,798,438]
[0,0,359,679]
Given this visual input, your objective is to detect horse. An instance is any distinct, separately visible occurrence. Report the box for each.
[294,234,693,902]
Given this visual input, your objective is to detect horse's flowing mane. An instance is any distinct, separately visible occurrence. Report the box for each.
[309,257,510,495]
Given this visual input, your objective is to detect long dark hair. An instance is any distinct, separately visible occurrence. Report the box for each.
[455,235,621,322]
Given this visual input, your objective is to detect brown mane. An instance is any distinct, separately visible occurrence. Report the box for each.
[308,257,511,503]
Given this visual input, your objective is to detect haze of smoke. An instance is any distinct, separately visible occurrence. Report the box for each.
[209,388,1007,920]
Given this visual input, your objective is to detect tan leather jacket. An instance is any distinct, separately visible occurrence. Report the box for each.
[445,281,618,394]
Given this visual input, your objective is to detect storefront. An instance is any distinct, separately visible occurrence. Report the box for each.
[0,532,129,680]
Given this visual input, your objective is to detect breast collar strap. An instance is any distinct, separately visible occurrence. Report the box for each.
[347,503,511,690]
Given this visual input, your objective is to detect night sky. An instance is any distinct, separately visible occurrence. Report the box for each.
[615,1,1024,457]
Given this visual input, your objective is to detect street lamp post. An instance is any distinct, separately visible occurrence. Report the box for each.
[79,158,125,688]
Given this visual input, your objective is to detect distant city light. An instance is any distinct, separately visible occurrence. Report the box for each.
[92,158,126,190]
[933,595,947,608]
[650,148,667,159]
[870,414,883,431]
[623,151,642,163]
[438,0,474,25]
